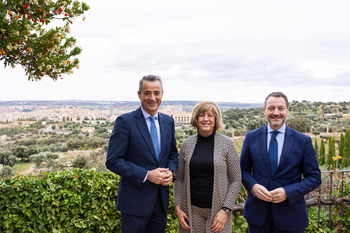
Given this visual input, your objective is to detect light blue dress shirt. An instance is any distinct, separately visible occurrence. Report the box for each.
[141,107,161,152]
[141,107,161,183]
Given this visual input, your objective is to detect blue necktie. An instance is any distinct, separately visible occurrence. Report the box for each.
[149,116,160,159]
[269,131,279,174]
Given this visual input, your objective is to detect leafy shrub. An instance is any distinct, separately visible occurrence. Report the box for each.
[30,152,59,168]
[0,166,12,178]
[0,169,247,232]
[0,170,120,232]
[0,149,16,167]
[60,145,68,152]
[90,151,100,161]
[72,155,88,168]
[29,153,47,168]
[45,152,59,160]
[1,169,348,232]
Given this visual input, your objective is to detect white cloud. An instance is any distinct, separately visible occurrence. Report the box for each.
[1,0,350,103]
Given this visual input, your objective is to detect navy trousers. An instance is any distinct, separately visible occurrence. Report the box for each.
[121,189,167,233]
[248,204,305,233]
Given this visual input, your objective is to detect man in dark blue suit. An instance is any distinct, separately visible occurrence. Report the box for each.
[240,92,321,233]
[106,75,178,233]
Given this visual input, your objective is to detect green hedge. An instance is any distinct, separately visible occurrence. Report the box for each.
[1,169,347,232]
[0,169,120,232]
[0,169,248,232]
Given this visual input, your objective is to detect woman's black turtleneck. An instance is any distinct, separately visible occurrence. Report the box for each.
[190,131,215,208]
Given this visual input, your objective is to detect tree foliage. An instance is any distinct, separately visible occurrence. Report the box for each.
[0,148,16,167]
[0,0,89,81]
[339,133,344,167]
[0,165,12,178]
[326,136,335,169]
[320,139,325,166]
[0,169,121,232]
[11,145,28,160]
[71,154,87,168]
[344,129,350,168]
[314,140,319,162]
[66,136,106,150]
[29,151,46,167]
[29,151,59,167]
[287,116,308,133]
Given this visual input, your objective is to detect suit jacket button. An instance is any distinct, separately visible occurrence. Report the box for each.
[270,178,273,182]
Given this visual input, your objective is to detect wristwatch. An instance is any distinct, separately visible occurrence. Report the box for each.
[221,207,232,214]
[172,171,176,182]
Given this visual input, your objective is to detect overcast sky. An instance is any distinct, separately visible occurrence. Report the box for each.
[1,0,350,103]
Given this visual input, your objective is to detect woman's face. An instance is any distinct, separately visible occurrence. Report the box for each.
[197,110,215,136]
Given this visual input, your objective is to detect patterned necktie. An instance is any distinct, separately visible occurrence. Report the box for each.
[149,116,160,159]
[269,131,279,174]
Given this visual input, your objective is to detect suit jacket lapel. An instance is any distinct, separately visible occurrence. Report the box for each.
[278,125,294,170]
[259,125,271,174]
[158,113,167,161]
[134,108,158,161]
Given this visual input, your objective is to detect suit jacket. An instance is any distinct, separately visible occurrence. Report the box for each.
[174,133,241,233]
[106,107,178,217]
[240,125,321,231]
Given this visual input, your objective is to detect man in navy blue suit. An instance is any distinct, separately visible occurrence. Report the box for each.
[240,92,321,233]
[106,75,178,233]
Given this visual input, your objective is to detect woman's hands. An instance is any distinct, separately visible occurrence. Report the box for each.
[210,209,228,233]
[174,206,229,232]
[174,205,190,231]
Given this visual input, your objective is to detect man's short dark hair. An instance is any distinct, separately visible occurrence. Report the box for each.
[139,75,163,92]
[264,92,289,109]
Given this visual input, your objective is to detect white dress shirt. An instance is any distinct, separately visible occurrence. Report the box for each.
[267,124,286,166]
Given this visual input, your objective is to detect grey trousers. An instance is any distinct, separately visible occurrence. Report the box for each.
[191,205,212,233]
[178,205,232,233]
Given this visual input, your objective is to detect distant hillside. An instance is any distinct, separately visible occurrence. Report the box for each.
[1,100,349,113]
[0,100,263,111]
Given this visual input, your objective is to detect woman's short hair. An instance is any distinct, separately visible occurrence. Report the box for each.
[190,101,224,130]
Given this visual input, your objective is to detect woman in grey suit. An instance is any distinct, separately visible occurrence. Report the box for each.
[174,101,241,233]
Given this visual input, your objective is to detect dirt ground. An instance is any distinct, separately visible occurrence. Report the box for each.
[19,149,98,176]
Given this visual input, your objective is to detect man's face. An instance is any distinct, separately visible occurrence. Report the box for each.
[138,80,163,116]
[264,96,289,130]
